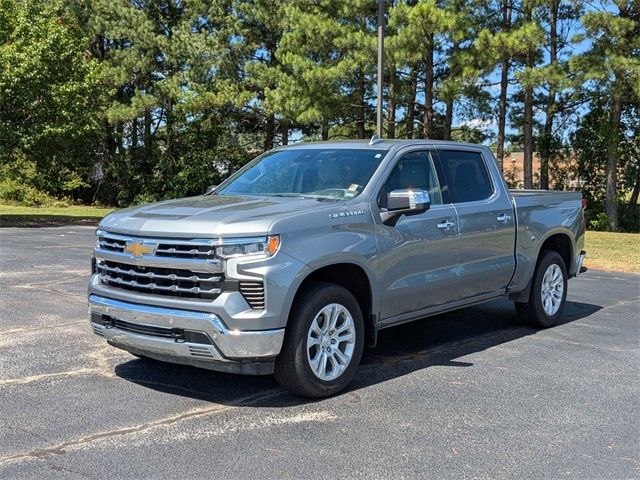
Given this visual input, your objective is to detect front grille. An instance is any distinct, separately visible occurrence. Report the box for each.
[239,282,265,309]
[95,230,265,309]
[97,231,216,260]
[96,260,228,299]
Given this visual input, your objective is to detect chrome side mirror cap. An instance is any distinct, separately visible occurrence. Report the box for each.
[381,189,431,226]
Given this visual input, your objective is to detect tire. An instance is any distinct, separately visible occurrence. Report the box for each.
[515,250,568,328]
[275,281,365,398]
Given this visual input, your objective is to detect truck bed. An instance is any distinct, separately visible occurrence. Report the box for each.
[507,189,585,294]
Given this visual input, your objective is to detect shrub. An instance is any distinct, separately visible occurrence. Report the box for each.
[588,212,611,231]
[0,178,60,206]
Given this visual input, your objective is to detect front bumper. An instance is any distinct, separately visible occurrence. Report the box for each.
[89,295,285,375]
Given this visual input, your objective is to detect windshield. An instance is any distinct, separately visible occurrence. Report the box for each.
[217,148,388,200]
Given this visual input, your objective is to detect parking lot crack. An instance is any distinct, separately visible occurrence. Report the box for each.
[0,368,102,387]
[0,389,283,465]
[0,321,86,336]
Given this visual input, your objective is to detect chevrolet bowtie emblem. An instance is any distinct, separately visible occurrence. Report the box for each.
[124,241,156,257]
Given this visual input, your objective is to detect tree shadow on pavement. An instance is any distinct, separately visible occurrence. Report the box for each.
[113,298,602,407]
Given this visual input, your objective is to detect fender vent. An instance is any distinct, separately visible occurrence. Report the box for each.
[239,282,265,309]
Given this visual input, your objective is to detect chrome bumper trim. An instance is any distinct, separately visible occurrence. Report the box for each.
[88,295,284,360]
[94,248,223,273]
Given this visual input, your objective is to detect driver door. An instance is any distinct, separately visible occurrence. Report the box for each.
[375,149,459,324]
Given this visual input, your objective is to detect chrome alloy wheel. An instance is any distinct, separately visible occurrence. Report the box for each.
[306,303,356,381]
[541,263,564,316]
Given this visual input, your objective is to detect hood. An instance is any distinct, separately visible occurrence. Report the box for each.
[99,194,333,238]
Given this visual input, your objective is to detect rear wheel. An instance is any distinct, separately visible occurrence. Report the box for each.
[275,282,364,398]
[515,250,568,327]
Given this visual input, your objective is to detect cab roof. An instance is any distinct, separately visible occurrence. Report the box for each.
[273,139,489,152]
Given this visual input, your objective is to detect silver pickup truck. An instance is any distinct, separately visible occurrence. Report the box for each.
[89,139,586,397]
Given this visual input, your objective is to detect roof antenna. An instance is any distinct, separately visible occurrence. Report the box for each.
[375,0,385,140]
[369,134,383,146]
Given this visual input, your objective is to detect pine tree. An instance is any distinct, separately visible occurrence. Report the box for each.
[575,1,640,229]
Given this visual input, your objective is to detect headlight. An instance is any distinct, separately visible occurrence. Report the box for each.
[216,235,280,259]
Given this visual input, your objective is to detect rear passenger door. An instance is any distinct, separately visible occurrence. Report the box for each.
[434,148,515,299]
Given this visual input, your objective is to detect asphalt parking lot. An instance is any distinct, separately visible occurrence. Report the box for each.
[0,225,638,479]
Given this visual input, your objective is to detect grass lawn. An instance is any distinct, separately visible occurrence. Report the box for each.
[584,231,640,274]
[0,204,114,227]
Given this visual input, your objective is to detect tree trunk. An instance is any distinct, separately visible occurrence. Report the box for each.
[405,67,418,139]
[321,121,329,141]
[523,4,534,189]
[131,118,138,154]
[356,73,367,139]
[523,88,534,189]
[443,41,460,141]
[280,121,288,146]
[539,0,559,190]
[386,63,396,139]
[165,99,175,175]
[94,118,116,203]
[605,91,623,230]
[496,0,512,173]
[444,98,453,141]
[264,115,275,151]
[629,162,640,207]
[422,35,434,139]
[144,109,152,163]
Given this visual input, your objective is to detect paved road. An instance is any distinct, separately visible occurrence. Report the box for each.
[0,226,638,479]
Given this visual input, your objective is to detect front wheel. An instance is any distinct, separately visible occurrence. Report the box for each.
[515,249,568,328]
[275,282,364,398]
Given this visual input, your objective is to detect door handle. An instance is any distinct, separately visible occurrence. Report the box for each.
[497,213,512,222]
[437,220,455,229]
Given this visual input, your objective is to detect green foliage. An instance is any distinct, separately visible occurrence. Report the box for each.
[572,101,638,206]
[589,213,611,231]
[0,0,637,233]
[0,0,105,201]
[0,153,63,205]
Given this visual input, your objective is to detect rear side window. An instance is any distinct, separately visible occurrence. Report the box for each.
[438,150,493,203]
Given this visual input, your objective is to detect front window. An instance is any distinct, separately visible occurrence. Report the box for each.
[217,148,388,200]
[378,150,443,208]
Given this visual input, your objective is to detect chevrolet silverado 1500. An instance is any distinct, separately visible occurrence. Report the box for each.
[89,139,586,397]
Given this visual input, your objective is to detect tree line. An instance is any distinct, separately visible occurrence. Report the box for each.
[0,0,638,230]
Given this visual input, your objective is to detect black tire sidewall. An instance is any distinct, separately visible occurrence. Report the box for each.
[285,282,364,397]
[530,250,568,327]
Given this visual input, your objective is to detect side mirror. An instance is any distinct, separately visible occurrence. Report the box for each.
[206,184,218,194]
[381,189,431,226]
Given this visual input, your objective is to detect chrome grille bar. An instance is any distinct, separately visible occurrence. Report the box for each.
[99,274,222,295]
[96,262,221,283]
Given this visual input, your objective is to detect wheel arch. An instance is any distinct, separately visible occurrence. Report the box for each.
[511,230,574,303]
[539,232,573,273]
[286,261,378,347]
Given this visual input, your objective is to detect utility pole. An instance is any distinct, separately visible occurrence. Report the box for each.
[376,0,384,139]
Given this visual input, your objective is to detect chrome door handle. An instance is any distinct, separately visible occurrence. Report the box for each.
[497,213,512,222]
[437,220,455,229]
